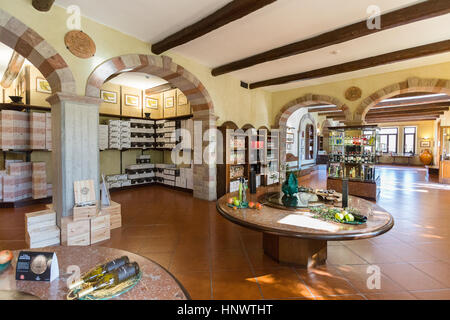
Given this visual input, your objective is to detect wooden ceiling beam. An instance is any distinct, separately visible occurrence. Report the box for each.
[212,0,450,76]
[366,116,439,123]
[151,0,277,55]
[0,51,25,88]
[309,106,341,113]
[376,96,450,107]
[371,102,450,111]
[249,40,450,89]
[318,111,344,117]
[145,83,176,95]
[366,111,445,119]
[368,106,449,114]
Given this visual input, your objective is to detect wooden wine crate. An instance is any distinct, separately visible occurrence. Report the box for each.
[101,201,121,229]
[73,179,96,206]
[61,216,90,246]
[25,209,56,233]
[26,225,60,249]
[90,213,110,244]
[73,202,98,221]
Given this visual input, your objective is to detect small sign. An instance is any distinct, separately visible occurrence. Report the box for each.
[15,251,59,282]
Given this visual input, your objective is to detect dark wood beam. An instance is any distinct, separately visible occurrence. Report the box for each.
[372,102,450,110]
[309,106,340,113]
[366,116,439,123]
[249,40,450,89]
[390,92,447,99]
[318,111,344,117]
[0,52,25,88]
[212,0,450,76]
[376,95,450,108]
[366,110,445,119]
[32,0,55,12]
[368,105,450,114]
[151,0,277,55]
[326,116,345,120]
[145,83,176,95]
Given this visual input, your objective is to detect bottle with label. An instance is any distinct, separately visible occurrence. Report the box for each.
[76,262,140,299]
[68,256,130,289]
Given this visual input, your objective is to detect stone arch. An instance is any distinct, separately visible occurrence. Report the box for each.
[274,94,350,173]
[0,9,76,94]
[298,113,316,164]
[85,54,217,201]
[357,77,450,122]
[86,54,213,112]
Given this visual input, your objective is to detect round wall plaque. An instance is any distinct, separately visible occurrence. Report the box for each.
[345,86,362,101]
[64,30,96,59]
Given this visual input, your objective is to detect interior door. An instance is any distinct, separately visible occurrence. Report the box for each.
[440,127,450,184]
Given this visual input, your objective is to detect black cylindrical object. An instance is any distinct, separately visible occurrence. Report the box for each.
[249,170,257,194]
[342,178,349,209]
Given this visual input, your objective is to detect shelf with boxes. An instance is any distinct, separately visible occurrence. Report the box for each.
[217,122,280,198]
[0,104,53,207]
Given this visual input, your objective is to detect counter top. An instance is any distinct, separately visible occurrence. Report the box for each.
[0,246,189,300]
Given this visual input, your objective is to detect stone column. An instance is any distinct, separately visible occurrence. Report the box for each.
[47,93,101,226]
[192,110,218,201]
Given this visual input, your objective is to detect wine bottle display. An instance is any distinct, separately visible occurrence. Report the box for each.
[68,256,130,289]
[76,262,140,299]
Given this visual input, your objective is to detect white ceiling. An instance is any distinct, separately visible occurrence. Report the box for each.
[108,72,168,89]
[50,0,450,92]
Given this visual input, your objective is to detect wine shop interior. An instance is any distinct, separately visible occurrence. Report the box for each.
[0,0,449,301]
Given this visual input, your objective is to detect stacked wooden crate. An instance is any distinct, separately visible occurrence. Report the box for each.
[30,112,46,150]
[25,209,60,248]
[3,162,32,202]
[101,201,122,229]
[32,162,47,199]
[45,112,52,150]
[60,180,112,246]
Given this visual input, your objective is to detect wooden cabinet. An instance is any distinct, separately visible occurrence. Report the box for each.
[121,86,142,118]
[163,89,176,118]
[99,82,121,116]
[143,93,163,119]
[176,89,191,116]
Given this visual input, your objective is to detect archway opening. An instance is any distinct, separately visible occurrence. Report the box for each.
[86,54,217,201]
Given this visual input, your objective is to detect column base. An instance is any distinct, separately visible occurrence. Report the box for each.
[263,233,327,268]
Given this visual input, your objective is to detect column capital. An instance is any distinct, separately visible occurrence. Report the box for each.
[47,93,102,106]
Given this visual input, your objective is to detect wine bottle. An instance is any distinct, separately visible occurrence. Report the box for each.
[68,256,130,289]
[76,262,140,299]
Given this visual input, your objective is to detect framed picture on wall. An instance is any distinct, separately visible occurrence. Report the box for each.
[125,94,139,107]
[36,77,52,94]
[145,97,158,109]
[420,140,431,148]
[165,96,174,108]
[100,90,118,104]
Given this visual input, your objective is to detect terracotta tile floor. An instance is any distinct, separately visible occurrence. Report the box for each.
[1,165,450,300]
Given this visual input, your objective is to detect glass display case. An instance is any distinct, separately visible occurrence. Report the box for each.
[327,125,380,200]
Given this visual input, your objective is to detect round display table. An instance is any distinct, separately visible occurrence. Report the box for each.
[0,246,189,300]
[217,188,394,268]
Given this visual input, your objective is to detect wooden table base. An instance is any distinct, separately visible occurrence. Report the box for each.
[263,233,327,268]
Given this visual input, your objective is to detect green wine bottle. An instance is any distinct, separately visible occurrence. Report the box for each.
[76,262,140,299]
[68,256,130,289]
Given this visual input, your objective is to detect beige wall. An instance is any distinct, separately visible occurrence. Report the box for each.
[271,62,450,127]
[376,120,437,166]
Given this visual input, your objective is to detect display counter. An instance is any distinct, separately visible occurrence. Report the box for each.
[216,186,394,268]
[0,246,189,300]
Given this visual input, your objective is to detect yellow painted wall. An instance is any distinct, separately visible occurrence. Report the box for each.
[0,0,273,129]
[271,61,450,127]
[375,120,437,166]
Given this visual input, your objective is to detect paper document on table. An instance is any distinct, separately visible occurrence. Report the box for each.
[278,214,340,232]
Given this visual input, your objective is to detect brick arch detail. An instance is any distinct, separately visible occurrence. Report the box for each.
[274,94,349,174]
[0,9,76,94]
[357,77,450,121]
[274,94,351,129]
[85,54,213,112]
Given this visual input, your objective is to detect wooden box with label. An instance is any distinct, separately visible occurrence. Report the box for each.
[61,216,90,246]
[73,179,98,221]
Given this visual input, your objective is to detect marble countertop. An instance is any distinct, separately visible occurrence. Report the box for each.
[0,246,189,300]
[217,186,394,240]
